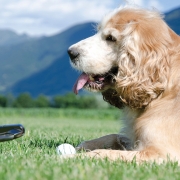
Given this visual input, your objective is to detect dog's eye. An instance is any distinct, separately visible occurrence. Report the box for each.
[106,35,116,42]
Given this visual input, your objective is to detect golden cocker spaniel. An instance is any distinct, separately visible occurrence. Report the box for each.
[68,6,180,163]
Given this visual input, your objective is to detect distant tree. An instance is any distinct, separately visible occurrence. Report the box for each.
[53,93,77,108]
[35,95,49,108]
[13,93,34,108]
[8,92,108,109]
[53,93,99,109]
[62,93,79,108]
[0,95,7,107]
[5,93,15,107]
[79,96,99,109]
[52,95,61,108]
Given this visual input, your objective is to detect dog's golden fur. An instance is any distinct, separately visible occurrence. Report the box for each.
[68,6,180,163]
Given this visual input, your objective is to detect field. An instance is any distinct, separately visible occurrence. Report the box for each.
[0,108,179,180]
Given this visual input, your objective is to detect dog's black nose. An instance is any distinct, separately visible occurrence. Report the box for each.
[68,48,79,61]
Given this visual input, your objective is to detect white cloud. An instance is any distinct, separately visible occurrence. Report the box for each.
[127,0,163,10]
[0,0,178,36]
[0,0,115,36]
[148,0,164,10]
[130,0,144,6]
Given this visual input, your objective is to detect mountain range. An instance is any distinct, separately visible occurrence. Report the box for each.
[1,7,180,97]
[5,22,97,97]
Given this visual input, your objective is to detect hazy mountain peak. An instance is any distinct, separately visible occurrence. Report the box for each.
[2,7,180,97]
[0,29,32,46]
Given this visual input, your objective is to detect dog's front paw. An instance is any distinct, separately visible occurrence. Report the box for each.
[76,134,132,152]
[76,141,96,152]
[59,149,123,161]
[60,150,105,160]
[82,149,122,160]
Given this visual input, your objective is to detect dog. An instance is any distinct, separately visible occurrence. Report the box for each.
[67,6,180,163]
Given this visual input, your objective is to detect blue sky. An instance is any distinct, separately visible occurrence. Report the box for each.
[0,0,179,36]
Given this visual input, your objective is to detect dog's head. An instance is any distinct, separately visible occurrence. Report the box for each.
[68,6,174,109]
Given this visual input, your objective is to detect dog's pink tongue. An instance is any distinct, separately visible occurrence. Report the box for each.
[73,73,89,94]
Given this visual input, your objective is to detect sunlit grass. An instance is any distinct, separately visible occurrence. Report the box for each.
[0,108,120,120]
[0,108,179,180]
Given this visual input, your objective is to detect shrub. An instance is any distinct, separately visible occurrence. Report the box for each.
[13,93,34,108]
[34,95,50,108]
[0,95,7,107]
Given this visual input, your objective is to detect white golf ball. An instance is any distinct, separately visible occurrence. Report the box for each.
[56,143,76,155]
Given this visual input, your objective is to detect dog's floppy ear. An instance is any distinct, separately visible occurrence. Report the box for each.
[115,17,172,109]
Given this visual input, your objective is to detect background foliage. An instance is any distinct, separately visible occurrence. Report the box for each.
[1,92,111,109]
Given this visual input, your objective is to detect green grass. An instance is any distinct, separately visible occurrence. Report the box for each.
[0,108,120,120]
[0,108,179,180]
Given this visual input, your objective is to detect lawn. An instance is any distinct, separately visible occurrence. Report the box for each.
[0,108,179,180]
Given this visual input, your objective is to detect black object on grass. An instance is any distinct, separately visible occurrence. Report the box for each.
[0,124,25,142]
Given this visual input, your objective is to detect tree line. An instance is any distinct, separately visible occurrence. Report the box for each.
[0,93,110,109]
